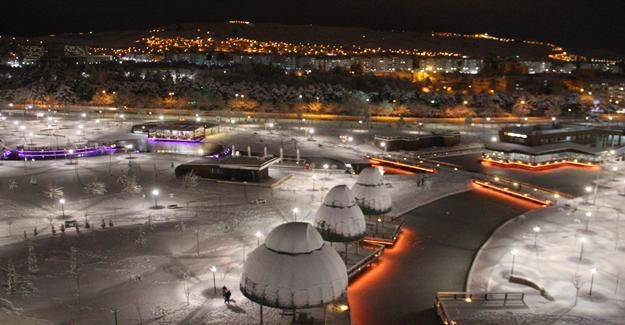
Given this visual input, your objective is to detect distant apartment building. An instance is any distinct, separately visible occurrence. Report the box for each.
[588,82,625,104]
[521,61,552,74]
[418,58,483,74]
[371,57,413,72]
[16,44,48,64]
[165,52,207,65]
[551,63,577,74]
[579,62,622,74]
[120,53,161,63]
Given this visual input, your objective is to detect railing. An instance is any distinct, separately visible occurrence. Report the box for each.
[347,244,385,280]
[363,222,402,246]
[434,291,525,325]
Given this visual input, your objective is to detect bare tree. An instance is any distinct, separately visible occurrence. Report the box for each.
[181,171,200,190]
[42,182,64,201]
[83,179,107,196]
[28,244,38,273]
[183,272,191,306]
[4,259,16,295]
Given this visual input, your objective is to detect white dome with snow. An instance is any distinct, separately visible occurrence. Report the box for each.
[352,167,392,215]
[240,222,348,309]
[314,185,366,242]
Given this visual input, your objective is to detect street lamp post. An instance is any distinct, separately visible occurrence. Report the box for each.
[589,267,597,296]
[585,211,592,232]
[579,237,587,262]
[292,207,299,221]
[510,249,518,277]
[59,198,66,217]
[126,144,134,166]
[256,231,262,247]
[585,186,593,204]
[210,266,217,294]
[151,189,159,209]
[533,226,541,248]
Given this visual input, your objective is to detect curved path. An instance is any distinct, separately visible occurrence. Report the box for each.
[348,189,535,324]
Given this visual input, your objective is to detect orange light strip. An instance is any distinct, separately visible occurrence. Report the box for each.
[362,237,396,246]
[472,180,551,206]
[369,163,416,175]
[481,157,598,171]
[369,157,436,173]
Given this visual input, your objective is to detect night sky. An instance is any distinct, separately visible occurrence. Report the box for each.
[2,0,624,55]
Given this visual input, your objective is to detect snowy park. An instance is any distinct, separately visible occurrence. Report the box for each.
[466,164,625,324]
[2,109,625,324]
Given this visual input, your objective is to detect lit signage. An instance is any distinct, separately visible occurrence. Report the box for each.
[504,132,528,139]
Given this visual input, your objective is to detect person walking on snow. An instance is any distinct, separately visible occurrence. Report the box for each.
[225,289,232,304]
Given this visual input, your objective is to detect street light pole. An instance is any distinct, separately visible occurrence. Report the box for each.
[533,226,541,248]
[210,266,217,294]
[510,249,518,277]
[59,198,66,217]
[589,267,597,296]
[579,237,587,262]
[585,212,592,232]
[152,189,159,209]
[256,231,262,247]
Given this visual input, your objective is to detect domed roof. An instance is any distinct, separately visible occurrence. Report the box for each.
[265,222,324,254]
[352,167,392,215]
[240,222,347,309]
[314,185,366,242]
[356,167,385,186]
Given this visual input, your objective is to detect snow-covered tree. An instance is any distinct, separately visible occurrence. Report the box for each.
[83,179,107,196]
[28,244,38,273]
[181,171,199,190]
[135,229,147,248]
[42,182,64,201]
[69,246,78,275]
[118,170,142,195]
[5,260,17,295]
[8,179,18,191]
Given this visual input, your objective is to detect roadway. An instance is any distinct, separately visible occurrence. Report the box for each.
[348,189,534,325]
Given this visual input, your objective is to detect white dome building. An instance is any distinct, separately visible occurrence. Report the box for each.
[314,185,367,242]
[352,167,392,215]
[240,222,348,309]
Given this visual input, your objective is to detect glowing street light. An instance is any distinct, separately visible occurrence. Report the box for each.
[585,211,592,232]
[589,267,597,296]
[292,207,299,221]
[59,198,66,217]
[533,226,541,248]
[255,231,262,247]
[380,141,387,152]
[210,265,217,294]
[151,189,160,208]
[585,185,593,204]
[510,249,518,276]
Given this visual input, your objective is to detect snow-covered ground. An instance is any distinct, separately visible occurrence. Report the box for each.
[467,165,625,324]
[0,112,477,324]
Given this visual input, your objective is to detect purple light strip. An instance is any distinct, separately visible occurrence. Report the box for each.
[147,137,204,143]
[15,147,117,159]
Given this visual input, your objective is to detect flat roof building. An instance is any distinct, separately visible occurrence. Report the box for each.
[132,121,218,142]
[175,155,280,182]
[374,132,461,151]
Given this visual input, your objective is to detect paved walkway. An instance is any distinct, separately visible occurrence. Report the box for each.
[348,190,532,324]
